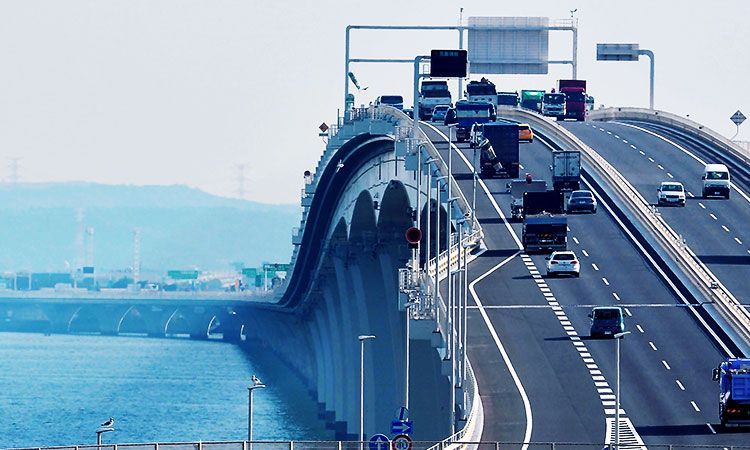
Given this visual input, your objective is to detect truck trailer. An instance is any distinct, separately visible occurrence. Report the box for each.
[552,150,581,192]
[522,190,567,252]
[510,179,547,220]
[713,358,750,427]
[558,80,587,121]
[471,122,519,179]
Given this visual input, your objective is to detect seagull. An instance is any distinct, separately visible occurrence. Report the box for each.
[100,417,114,427]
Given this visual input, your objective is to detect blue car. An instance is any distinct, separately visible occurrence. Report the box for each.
[431,105,450,122]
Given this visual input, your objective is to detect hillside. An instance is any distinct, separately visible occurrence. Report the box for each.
[0,183,300,272]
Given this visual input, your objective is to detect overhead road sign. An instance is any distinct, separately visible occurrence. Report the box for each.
[263,263,290,271]
[369,434,390,450]
[429,49,467,77]
[468,17,550,74]
[241,268,258,277]
[597,43,640,61]
[731,110,746,126]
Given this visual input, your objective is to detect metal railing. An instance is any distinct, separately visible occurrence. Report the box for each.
[8,440,750,450]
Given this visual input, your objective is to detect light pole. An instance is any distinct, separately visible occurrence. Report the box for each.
[247,375,266,444]
[424,157,438,273]
[359,334,376,448]
[433,174,448,321]
[614,331,631,450]
[404,300,418,409]
[95,419,115,448]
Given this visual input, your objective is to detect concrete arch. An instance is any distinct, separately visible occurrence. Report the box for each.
[377,179,414,242]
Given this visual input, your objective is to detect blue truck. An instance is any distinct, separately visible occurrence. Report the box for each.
[445,101,496,142]
[713,358,750,427]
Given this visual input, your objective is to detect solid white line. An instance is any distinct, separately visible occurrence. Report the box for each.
[636,324,644,333]
[662,360,671,370]
[691,401,701,412]
[676,380,685,391]
[615,121,750,205]
[468,252,533,449]
[649,342,657,351]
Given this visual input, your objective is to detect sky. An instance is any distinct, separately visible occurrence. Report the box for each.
[1,0,748,204]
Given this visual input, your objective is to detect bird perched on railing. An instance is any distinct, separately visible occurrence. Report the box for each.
[100,417,114,427]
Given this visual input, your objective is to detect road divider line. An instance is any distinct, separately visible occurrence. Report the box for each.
[691,401,701,412]
[662,360,671,370]
[676,380,685,391]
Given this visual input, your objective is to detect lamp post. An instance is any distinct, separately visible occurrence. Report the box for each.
[424,157,438,273]
[404,300,418,409]
[359,335,376,448]
[614,331,631,450]
[95,419,115,448]
[247,375,266,444]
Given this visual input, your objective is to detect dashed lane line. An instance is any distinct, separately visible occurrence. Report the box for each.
[721,225,730,232]
[662,360,672,370]
[691,401,701,412]
[649,342,658,351]
[676,380,685,391]
[636,324,645,333]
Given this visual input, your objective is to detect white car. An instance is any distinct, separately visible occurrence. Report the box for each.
[545,251,580,277]
[657,181,686,206]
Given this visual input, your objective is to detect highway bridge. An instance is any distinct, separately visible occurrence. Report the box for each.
[234,101,750,447]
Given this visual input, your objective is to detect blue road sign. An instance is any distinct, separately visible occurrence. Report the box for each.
[369,434,390,450]
[390,420,413,435]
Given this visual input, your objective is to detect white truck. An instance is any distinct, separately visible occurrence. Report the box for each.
[418,80,451,120]
[510,179,548,220]
[552,150,581,192]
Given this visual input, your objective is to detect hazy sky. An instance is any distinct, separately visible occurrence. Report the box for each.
[1,1,748,204]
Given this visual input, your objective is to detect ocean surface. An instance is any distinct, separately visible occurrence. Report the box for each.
[0,333,331,449]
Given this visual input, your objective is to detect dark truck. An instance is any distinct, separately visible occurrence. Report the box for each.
[713,358,750,427]
[522,190,567,252]
[470,122,519,179]
[558,80,587,121]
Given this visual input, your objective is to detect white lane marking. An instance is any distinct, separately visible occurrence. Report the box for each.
[735,237,743,245]
[623,140,629,144]
[602,277,610,286]
[630,144,637,149]
[639,150,645,156]
[582,250,590,257]
[648,157,655,163]
[468,253,533,449]
[636,324,645,333]
[607,131,612,135]
[614,134,620,139]
[706,423,716,434]
[691,401,701,412]
[662,360,671,370]
[667,172,674,179]
[687,191,694,197]
[624,308,632,317]
[599,127,605,131]
[573,237,580,245]
[615,121,750,205]
[519,164,525,170]
[657,164,664,170]
[676,380,685,391]
[698,202,706,209]
[721,225,730,232]
[612,292,621,301]
[592,263,600,271]
[649,342,658,351]
[709,213,717,220]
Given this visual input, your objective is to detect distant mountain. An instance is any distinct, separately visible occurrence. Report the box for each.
[0,183,300,272]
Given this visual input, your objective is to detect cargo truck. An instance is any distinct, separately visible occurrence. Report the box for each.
[522,190,567,252]
[445,101,496,142]
[419,80,452,120]
[552,150,581,192]
[558,80,587,121]
[497,92,520,107]
[470,122,519,179]
[466,79,498,106]
[713,358,750,427]
[520,90,545,113]
[542,92,567,118]
[510,179,547,220]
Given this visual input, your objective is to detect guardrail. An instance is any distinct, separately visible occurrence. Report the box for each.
[589,107,750,164]
[498,107,750,348]
[8,440,750,450]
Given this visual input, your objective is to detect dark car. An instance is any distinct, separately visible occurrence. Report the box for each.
[567,190,597,213]
[431,105,450,122]
[589,307,625,338]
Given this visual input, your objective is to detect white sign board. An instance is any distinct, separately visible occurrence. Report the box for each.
[597,43,640,61]
[468,17,549,75]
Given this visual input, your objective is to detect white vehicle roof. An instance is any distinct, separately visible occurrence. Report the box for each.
[704,163,729,172]
[550,251,577,257]
[660,181,684,187]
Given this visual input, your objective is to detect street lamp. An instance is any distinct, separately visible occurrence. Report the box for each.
[247,375,266,444]
[95,418,115,447]
[614,331,631,450]
[404,300,418,410]
[358,335,376,448]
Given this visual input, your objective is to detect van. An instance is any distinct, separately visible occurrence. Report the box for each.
[589,306,625,338]
[702,164,731,199]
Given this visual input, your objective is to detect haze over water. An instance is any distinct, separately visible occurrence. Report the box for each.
[0,333,331,449]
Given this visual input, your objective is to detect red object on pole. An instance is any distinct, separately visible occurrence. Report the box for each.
[405,227,422,249]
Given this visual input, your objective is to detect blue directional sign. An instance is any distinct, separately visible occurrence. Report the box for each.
[390,420,413,435]
[369,434,390,450]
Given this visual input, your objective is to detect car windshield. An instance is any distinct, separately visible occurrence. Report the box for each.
[594,309,620,320]
[519,125,530,131]
[553,253,575,261]
[571,191,593,198]
[662,184,683,192]
[380,96,403,104]
[543,94,566,104]
[566,92,586,102]
[433,106,449,113]
[707,171,729,180]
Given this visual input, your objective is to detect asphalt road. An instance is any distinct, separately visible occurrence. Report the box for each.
[417,120,749,446]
